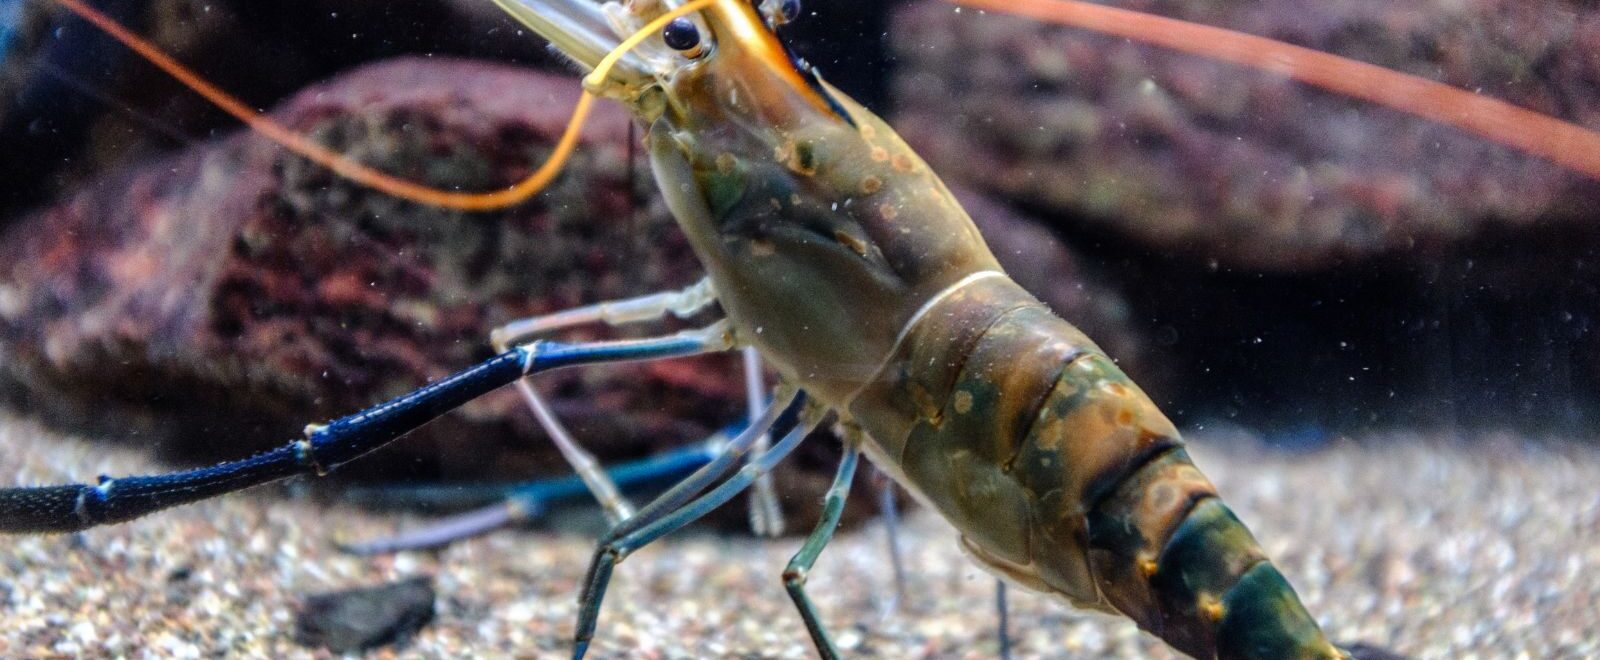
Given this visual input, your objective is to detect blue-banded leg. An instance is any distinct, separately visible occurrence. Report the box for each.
[490,278,719,524]
[782,431,862,660]
[0,324,730,534]
[337,428,733,555]
[572,399,823,659]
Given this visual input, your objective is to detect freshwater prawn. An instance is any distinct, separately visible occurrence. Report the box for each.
[3,0,1599,657]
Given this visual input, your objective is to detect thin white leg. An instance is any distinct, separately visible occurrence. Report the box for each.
[490,278,718,524]
[744,346,785,536]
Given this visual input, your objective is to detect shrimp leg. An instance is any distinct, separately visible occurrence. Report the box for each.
[491,280,784,537]
[782,439,861,660]
[573,406,823,659]
[492,278,719,524]
[996,580,1012,660]
[337,435,726,555]
[743,347,785,537]
[341,502,540,556]
[874,459,1010,659]
[875,471,908,615]
[0,326,730,534]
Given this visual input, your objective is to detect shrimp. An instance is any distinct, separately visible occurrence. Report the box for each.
[2,0,1597,657]
[530,3,1341,657]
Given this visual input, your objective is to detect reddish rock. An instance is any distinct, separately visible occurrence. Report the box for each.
[0,58,718,482]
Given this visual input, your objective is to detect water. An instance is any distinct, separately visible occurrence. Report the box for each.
[0,0,1596,657]
[0,0,21,58]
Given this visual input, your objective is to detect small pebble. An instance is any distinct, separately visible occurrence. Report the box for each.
[294,576,436,653]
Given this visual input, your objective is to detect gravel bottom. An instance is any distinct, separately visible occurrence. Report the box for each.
[1,413,1597,659]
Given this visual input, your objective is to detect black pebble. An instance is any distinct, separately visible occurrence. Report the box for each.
[294,575,437,653]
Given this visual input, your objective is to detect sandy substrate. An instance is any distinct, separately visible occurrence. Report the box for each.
[1,412,1596,659]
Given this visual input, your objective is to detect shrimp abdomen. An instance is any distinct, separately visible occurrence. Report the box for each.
[850,275,1340,659]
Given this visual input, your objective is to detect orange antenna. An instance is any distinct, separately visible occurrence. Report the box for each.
[947,0,1600,183]
[52,0,593,211]
[50,0,710,211]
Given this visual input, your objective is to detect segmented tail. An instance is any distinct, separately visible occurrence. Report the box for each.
[1013,347,1341,658]
[1021,341,1341,658]
[1088,448,1340,659]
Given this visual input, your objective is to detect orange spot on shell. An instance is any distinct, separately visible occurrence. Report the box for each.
[870,146,889,162]
[1117,406,1137,426]
[953,390,974,414]
[1149,483,1176,510]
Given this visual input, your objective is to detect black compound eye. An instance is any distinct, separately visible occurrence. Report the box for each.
[779,0,801,22]
[662,18,701,52]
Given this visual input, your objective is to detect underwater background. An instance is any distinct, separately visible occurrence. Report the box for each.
[0,0,1596,656]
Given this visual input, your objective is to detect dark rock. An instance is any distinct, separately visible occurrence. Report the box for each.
[891,0,1600,271]
[294,575,436,653]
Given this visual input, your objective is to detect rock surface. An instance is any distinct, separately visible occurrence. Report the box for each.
[892,0,1600,271]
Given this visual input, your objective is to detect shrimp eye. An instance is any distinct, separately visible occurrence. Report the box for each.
[662,18,702,53]
[779,0,801,22]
